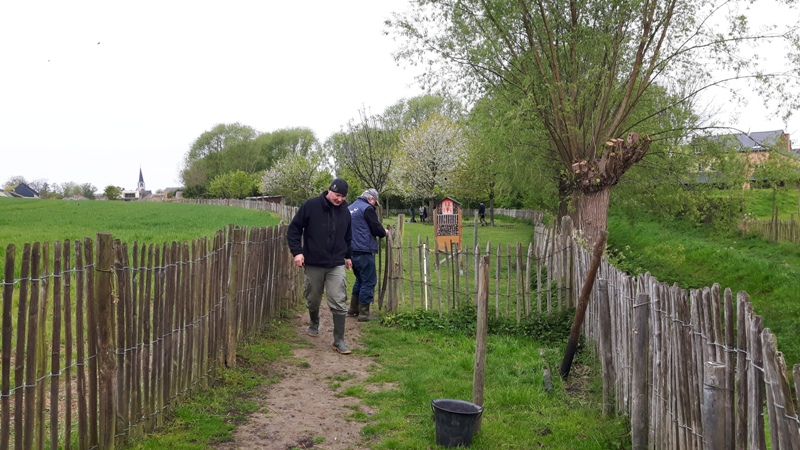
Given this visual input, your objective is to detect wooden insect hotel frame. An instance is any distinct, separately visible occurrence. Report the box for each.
[433,196,462,252]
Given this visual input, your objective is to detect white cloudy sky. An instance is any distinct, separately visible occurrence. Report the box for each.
[0,1,797,192]
[0,1,425,191]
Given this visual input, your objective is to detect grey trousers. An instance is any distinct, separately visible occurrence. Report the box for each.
[304,265,348,315]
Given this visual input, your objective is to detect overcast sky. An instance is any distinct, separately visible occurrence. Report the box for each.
[0,1,797,193]
[0,1,425,192]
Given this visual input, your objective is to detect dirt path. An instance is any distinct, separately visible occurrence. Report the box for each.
[213,310,386,450]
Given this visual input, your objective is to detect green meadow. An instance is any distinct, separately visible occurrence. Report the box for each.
[0,197,281,253]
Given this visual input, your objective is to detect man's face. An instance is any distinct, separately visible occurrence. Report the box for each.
[326,190,346,206]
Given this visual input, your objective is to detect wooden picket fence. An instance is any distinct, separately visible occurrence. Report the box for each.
[0,224,301,449]
[7,195,795,449]
[381,214,800,449]
[743,214,800,244]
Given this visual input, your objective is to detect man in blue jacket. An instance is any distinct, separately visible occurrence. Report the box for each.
[347,188,389,322]
[287,178,354,354]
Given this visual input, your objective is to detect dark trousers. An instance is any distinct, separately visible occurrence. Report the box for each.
[351,253,377,305]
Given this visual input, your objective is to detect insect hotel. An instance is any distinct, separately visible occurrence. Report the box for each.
[433,196,462,252]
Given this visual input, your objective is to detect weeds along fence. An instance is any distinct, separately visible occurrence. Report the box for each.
[382,214,800,448]
[0,224,301,449]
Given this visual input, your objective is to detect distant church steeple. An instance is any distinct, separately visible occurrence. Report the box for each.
[137,168,145,192]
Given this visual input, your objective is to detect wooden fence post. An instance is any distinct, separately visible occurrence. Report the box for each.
[226,228,243,368]
[96,233,117,450]
[794,364,800,418]
[761,329,800,448]
[1,244,15,450]
[597,279,615,416]
[747,309,766,450]
[702,362,727,449]
[631,292,650,450]
[559,230,608,380]
[735,292,749,450]
[473,255,489,434]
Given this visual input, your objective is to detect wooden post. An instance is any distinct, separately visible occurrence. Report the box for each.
[597,279,615,416]
[793,364,800,417]
[735,292,749,450]
[761,329,800,448]
[226,228,243,367]
[472,256,489,433]
[631,293,650,450]
[702,362,727,449]
[1,244,13,450]
[96,233,117,450]
[559,230,608,380]
[723,288,735,449]
[746,309,766,450]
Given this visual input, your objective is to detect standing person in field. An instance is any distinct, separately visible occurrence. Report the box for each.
[287,178,354,354]
[478,201,488,226]
[346,189,389,321]
[419,205,425,223]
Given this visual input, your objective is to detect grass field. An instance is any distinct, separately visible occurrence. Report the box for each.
[0,197,281,255]
[740,187,800,219]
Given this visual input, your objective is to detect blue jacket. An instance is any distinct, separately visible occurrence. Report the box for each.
[348,197,386,254]
[287,191,352,267]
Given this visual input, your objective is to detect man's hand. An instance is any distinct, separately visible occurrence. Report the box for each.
[294,254,304,267]
[345,258,353,270]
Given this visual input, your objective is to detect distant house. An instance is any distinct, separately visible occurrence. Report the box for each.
[693,130,799,187]
[10,183,40,198]
[721,130,793,170]
[63,194,88,201]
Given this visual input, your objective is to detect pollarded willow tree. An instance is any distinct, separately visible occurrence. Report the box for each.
[387,0,800,241]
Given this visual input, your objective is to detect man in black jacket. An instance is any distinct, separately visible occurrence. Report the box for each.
[287,178,354,354]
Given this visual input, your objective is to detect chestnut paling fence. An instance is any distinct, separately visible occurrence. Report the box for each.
[380,214,800,449]
[2,197,799,449]
[0,224,301,449]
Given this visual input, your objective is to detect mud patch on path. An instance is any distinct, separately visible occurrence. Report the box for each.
[213,310,389,450]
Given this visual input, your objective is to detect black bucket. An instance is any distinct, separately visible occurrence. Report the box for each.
[431,399,484,447]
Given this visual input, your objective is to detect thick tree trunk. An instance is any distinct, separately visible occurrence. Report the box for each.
[561,133,651,243]
[569,188,611,245]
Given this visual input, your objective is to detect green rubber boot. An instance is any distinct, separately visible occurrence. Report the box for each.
[331,314,352,354]
[307,310,319,337]
[357,303,378,322]
[347,294,359,317]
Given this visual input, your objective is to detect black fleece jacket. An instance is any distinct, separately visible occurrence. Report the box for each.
[287,191,353,267]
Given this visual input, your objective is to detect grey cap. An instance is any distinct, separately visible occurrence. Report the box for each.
[361,188,380,206]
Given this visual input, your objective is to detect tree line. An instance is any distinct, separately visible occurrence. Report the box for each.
[1,177,98,200]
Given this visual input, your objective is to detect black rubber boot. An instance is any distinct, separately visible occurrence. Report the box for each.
[308,310,319,337]
[331,314,352,354]
[357,304,369,322]
[357,304,378,322]
[347,294,359,317]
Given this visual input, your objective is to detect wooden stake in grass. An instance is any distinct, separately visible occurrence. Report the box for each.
[559,230,608,380]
